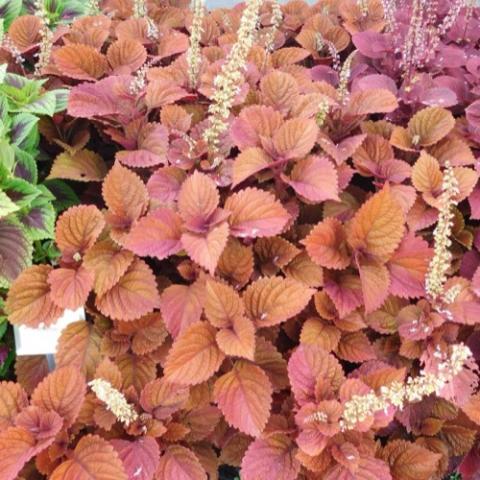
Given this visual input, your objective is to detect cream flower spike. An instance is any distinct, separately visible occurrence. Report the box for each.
[425,161,459,303]
[203,0,263,166]
[187,0,205,89]
[305,343,472,431]
[89,379,139,426]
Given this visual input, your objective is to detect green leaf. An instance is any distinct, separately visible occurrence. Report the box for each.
[0,140,14,181]
[35,184,56,203]
[10,112,39,147]
[0,348,15,379]
[0,74,44,110]
[0,320,7,340]
[52,88,70,113]
[23,91,57,116]
[0,189,19,218]
[1,178,41,209]
[43,178,80,212]
[0,96,9,127]
[19,199,56,240]
[0,0,22,29]
[0,64,6,84]
[33,238,60,263]
[13,146,38,184]
[0,219,32,287]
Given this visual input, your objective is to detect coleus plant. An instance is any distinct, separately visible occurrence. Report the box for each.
[0,64,73,380]
[3,0,480,479]
[0,66,71,287]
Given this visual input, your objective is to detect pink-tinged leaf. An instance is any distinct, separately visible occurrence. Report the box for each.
[282,155,339,203]
[52,44,109,81]
[214,360,272,437]
[421,87,458,108]
[116,123,169,168]
[145,79,189,110]
[323,273,363,318]
[288,344,345,405]
[181,222,229,275]
[160,282,204,338]
[225,188,290,238]
[230,105,283,151]
[272,118,318,160]
[106,38,147,74]
[216,315,256,360]
[31,366,86,428]
[469,185,480,220]
[83,239,134,296]
[50,434,128,480]
[156,445,207,480]
[5,265,64,327]
[243,276,314,328]
[111,437,160,480]
[358,258,390,314]
[352,31,391,59]
[337,331,376,362]
[95,258,161,322]
[0,426,36,480]
[178,171,219,231]
[55,204,105,257]
[241,433,301,480]
[388,233,433,298]
[303,217,351,269]
[0,382,28,430]
[318,133,367,165]
[123,208,183,260]
[295,400,342,455]
[147,167,186,206]
[354,74,397,95]
[324,454,392,480]
[140,378,189,420]
[232,147,272,187]
[345,88,399,116]
[102,162,149,240]
[47,266,94,310]
[68,75,137,119]
[164,322,225,385]
[14,406,63,454]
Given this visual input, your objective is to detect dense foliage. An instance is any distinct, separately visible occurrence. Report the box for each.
[2,0,480,479]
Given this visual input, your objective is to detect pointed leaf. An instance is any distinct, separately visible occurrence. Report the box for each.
[164,322,225,385]
[282,155,339,202]
[5,265,63,327]
[156,445,207,480]
[95,258,160,321]
[55,205,105,257]
[347,185,405,258]
[225,188,290,238]
[216,316,256,360]
[214,360,272,437]
[53,44,109,80]
[303,217,350,269]
[241,433,301,480]
[272,118,318,160]
[123,208,183,260]
[83,239,135,296]
[244,276,314,328]
[31,366,86,428]
[50,434,127,480]
[204,278,244,328]
[48,266,94,310]
[160,282,204,338]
